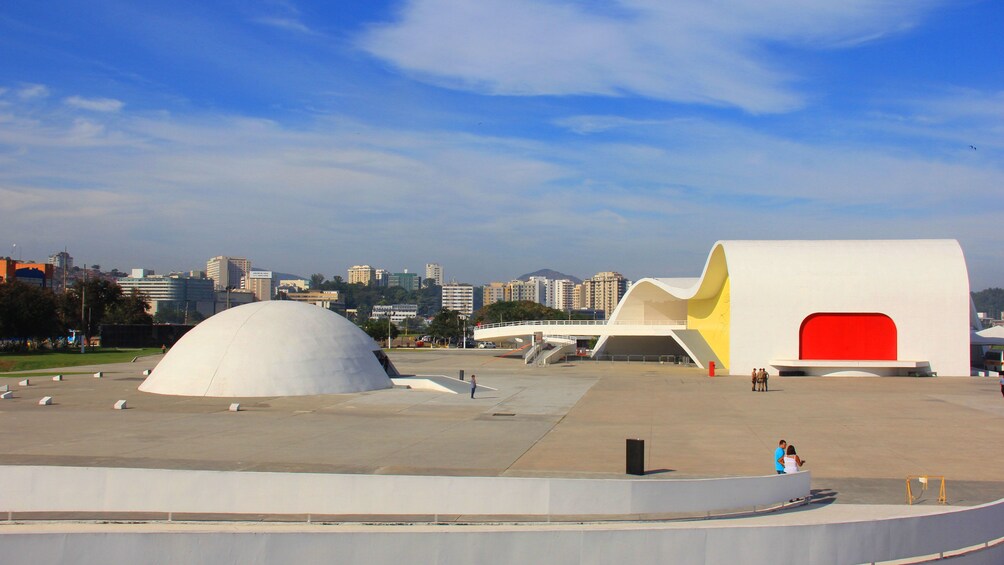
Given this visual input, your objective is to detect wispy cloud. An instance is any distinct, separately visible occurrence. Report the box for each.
[64,95,125,112]
[359,0,946,113]
[17,83,49,99]
[253,16,316,35]
[2,85,1001,284]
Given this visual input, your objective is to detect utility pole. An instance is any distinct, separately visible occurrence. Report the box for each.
[80,286,86,353]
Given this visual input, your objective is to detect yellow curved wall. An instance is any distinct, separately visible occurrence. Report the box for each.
[687,276,731,368]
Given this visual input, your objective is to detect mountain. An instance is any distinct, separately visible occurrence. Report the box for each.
[516,269,582,284]
[258,270,306,282]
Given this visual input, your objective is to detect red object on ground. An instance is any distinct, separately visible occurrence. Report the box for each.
[708,361,716,377]
[799,313,897,360]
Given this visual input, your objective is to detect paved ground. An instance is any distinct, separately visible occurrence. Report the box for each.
[1,349,1002,506]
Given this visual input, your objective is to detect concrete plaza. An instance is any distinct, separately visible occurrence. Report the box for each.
[1,349,1002,506]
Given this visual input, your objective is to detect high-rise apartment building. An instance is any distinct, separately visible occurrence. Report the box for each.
[528,276,554,308]
[206,256,251,291]
[483,282,507,307]
[348,265,376,285]
[47,251,74,292]
[374,269,389,287]
[47,251,73,271]
[246,271,274,301]
[441,283,474,316]
[425,263,443,287]
[553,279,576,311]
[572,283,586,310]
[507,278,546,304]
[583,271,629,319]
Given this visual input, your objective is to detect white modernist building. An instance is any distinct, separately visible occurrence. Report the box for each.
[140,301,395,397]
[475,240,974,376]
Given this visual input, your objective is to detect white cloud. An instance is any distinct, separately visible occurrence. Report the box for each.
[64,96,125,112]
[17,83,49,99]
[359,0,945,113]
[253,17,316,35]
[1,89,1001,285]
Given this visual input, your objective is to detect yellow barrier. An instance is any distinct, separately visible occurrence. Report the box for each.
[906,475,947,505]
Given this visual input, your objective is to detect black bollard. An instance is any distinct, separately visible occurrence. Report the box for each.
[459,370,465,381]
[626,439,645,475]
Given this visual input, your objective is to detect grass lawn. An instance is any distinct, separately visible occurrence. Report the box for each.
[0,348,161,373]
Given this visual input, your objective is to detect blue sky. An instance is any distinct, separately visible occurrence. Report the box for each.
[1,0,1002,287]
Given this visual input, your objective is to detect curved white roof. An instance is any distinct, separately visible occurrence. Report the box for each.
[140,301,392,397]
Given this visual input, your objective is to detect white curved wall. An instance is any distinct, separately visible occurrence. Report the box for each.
[0,466,809,517]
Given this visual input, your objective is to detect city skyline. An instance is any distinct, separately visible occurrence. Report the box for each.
[1,2,1002,287]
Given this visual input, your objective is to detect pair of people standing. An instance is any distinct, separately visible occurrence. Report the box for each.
[751,368,769,392]
[774,439,805,474]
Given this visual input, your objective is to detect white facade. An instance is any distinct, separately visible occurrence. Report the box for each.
[441,283,474,316]
[371,303,419,324]
[553,279,576,311]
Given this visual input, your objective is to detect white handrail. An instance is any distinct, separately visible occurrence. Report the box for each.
[477,319,687,330]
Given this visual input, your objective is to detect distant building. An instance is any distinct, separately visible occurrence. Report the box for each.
[0,259,54,288]
[206,256,251,291]
[117,272,215,318]
[425,263,443,287]
[508,278,546,304]
[583,271,629,320]
[131,268,153,278]
[371,304,419,324]
[348,265,376,286]
[278,279,310,292]
[214,289,255,312]
[285,290,344,312]
[441,283,474,316]
[375,269,389,287]
[483,282,507,307]
[389,271,421,292]
[47,251,73,271]
[245,271,274,301]
[553,279,576,311]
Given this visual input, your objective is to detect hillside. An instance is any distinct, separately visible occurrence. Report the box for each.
[516,269,582,284]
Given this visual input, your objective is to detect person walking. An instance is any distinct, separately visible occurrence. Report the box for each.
[774,440,787,474]
[781,445,805,474]
[999,373,1004,399]
[763,368,769,392]
[751,368,757,392]
[470,374,477,399]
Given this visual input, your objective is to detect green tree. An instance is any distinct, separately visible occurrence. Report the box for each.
[0,281,62,339]
[427,309,464,343]
[59,279,123,339]
[362,318,398,343]
[153,305,205,324]
[104,289,153,325]
[309,273,325,289]
[473,301,574,325]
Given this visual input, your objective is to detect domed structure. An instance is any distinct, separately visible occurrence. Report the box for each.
[140,301,395,397]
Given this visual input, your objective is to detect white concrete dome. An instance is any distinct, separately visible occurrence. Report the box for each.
[140,301,393,397]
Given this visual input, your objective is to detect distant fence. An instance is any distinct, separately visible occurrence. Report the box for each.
[562,354,694,365]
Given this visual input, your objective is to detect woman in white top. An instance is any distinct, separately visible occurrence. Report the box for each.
[782,445,805,474]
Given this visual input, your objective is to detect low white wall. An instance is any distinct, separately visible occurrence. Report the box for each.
[0,500,1002,565]
[0,465,809,517]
